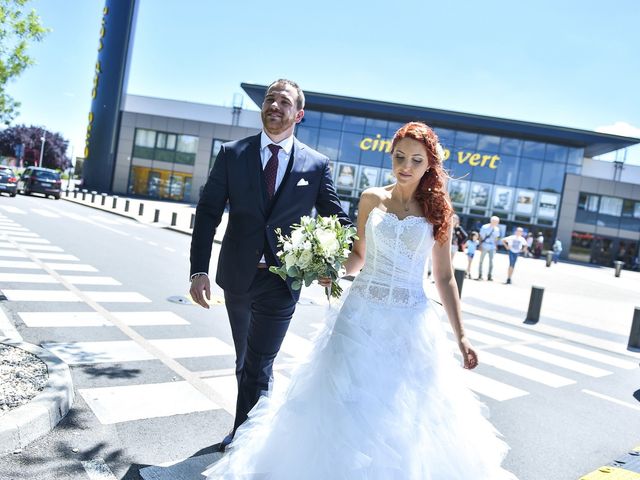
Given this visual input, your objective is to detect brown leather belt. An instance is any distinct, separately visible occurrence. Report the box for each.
[257,263,268,269]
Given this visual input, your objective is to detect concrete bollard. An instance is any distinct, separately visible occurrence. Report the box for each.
[138,203,144,216]
[112,196,118,209]
[190,213,195,230]
[454,268,465,298]
[171,212,178,226]
[546,251,553,267]
[124,199,130,212]
[153,209,160,223]
[100,193,107,206]
[525,286,544,324]
[614,261,624,278]
[628,308,640,349]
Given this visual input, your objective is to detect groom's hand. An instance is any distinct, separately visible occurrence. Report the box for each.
[190,275,211,309]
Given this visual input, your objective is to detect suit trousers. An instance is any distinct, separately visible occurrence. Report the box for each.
[223,268,298,433]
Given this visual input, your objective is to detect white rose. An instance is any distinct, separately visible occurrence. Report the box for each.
[282,241,293,253]
[291,228,305,248]
[297,249,313,269]
[284,252,297,270]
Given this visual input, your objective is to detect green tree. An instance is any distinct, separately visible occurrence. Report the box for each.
[0,0,49,125]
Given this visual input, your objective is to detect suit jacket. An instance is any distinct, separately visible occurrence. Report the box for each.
[190,133,352,295]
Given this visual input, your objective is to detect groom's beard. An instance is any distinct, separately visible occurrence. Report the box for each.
[262,109,296,136]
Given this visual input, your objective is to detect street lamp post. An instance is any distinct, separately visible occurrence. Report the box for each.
[38,129,46,167]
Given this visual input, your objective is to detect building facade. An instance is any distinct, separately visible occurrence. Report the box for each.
[111,86,640,269]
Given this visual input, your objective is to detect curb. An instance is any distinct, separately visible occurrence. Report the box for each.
[0,337,75,455]
[580,445,640,479]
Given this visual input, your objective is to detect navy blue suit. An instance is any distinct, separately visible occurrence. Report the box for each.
[190,133,352,432]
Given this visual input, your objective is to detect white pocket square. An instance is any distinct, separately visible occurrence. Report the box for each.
[296,178,309,186]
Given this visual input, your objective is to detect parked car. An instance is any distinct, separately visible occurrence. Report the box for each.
[17,167,62,199]
[0,166,18,197]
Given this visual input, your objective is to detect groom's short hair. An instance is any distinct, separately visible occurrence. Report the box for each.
[267,79,305,110]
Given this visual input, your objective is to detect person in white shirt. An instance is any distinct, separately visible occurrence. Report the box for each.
[502,227,527,284]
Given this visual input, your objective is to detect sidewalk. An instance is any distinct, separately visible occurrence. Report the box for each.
[62,189,640,358]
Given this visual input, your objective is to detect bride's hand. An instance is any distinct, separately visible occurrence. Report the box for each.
[457,336,478,370]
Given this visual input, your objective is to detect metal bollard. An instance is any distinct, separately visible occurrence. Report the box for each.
[190,213,195,229]
[153,209,160,223]
[629,308,640,349]
[546,251,553,267]
[525,286,544,324]
[171,212,177,226]
[82,189,87,201]
[138,203,144,216]
[112,196,118,209]
[124,199,130,212]
[454,268,465,298]
[91,191,97,203]
[614,261,624,278]
[100,193,107,206]
[73,190,78,199]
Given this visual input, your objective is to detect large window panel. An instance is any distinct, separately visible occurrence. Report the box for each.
[575,192,599,224]
[567,148,584,165]
[296,126,319,149]
[364,118,388,136]
[320,112,343,131]
[516,159,543,189]
[477,134,501,153]
[539,162,566,193]
[499,138,523,156]
[338,132,362,164]
[301,110,321,127]
[493,155,519,187]
[435,128,455,147]
[522,141,546,159]
[386,121,404,137]
[470,162,497,184]
[133,129,156,159]
[343,115,365,134]
[316,129,341,160]
[545,144,568,163]
[620,199,640,231]
[454,131,478,149]
[597,196,623,228]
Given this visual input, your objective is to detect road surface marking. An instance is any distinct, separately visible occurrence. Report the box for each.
[0,231,39,238]
[5,237,50,244]
[461,370,529,401]
[60,275,121,286]
[31,252,79,261]
[18,244,65,252]
[2,290,150,303]
[0,226,29,232]
[464,318,548,342]
[79,381,219,424]
[81,458,118,480]
[18,311,189,327]
[88,215,123,225]
[479,350,576,387]
[501,344,612,377]
[46,262,99,272]
[464,328,511,346]
[0,273,58,283]
[543,341,638,370]
[0,259,39,268]
[164,247,176,252]
[280,331,313,359]
[31,208,60,218]
[0,306,21,341]
[203,373,290,415]
[582,389,640,411]
[0,206,26,214]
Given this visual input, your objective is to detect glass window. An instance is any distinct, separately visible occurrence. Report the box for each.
[575,192,599,224]
[386,121,404,137]
[209,139,227,171]
[296,126,319,149]
[522,141,545,159]
[166,134,177,150]
[569,231,593,263]
[335,163,358,195]
[177,135,198,153]
[316,129,341,160]
[493,154,519,187]
[599,196,623,216]
[364,118,388,136]
[470,162,496,184]
[499,138,523,156]
[343,115,365,134]
[565,164,581,175]
[320,112,343,131]
[156,132,168,149]
[338,132,362,164]
[477,135,501,153]
[454,131,478,149]
[567,148,584,165]
[434,128,455,147]
[539,163,566,193]
[545,144,568,163]
[301,110,321,127]
[620,199,640,231]
[135,129,156,147]
[516,159,543,189]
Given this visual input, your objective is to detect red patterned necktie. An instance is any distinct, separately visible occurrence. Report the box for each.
[265,144,281,199]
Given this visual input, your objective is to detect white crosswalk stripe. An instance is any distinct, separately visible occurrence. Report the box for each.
[31,208,61,218]
[2,290,150,303]
[0,206,26,214]
[0,231,39,237]
[0,250,28,258]
[31,252,79,261]
[4,237,50,244]
[501,344,612,377]
[543,340,637,370]
[461,370,528,401]
[18,311,189,327]
[15,244,65,252]
[0,273,120,285]
[478,350,575,387]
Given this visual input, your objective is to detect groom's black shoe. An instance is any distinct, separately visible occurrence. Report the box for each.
[215,432,234,453]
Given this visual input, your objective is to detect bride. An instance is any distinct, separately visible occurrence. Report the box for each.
[203,122,518,479]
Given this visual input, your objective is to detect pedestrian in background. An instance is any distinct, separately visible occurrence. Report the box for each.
[534,231,544,258]
[451,214,468,261]
[525,232,534,258]
[502,227,527,284]
[466,231,479,278]
[552,238,563,263]
[476,216,500,281]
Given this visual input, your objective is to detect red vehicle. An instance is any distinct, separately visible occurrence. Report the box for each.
[0,165,18,197]
[17,167,62,200]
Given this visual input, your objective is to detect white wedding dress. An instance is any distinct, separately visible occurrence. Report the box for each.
[203,206,518,479]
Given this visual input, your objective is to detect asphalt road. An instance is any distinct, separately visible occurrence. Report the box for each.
[0,192,639,480]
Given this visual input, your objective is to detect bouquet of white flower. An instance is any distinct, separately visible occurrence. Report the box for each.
[269,215,357,300]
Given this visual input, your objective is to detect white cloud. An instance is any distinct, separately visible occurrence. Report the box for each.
[595,121,640,139]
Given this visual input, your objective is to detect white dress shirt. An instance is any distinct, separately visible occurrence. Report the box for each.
[260,130,294,193]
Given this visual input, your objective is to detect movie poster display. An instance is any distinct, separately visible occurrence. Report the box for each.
[537,192,559,219]
[469,182,491,208]
[448,179,469,205]
[336,163,357,192]
[381,169,395,186]
[358,166,379,190]
[492,186,513,211]
[515,189,536,215]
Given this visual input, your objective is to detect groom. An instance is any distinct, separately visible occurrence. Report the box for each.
[189,79,352,450]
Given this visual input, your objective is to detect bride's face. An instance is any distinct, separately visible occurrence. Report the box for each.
[391,138,430,185]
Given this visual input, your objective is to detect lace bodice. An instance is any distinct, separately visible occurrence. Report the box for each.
[349,207,434,307]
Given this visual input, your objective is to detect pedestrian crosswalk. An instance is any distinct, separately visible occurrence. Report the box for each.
[0,210,638,432]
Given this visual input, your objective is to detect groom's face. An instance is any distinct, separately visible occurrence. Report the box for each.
[261,84,304,136]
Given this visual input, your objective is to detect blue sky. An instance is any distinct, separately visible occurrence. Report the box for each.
[7,0,640,163]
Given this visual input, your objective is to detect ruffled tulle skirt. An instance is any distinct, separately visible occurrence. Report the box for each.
[203,291,518,479]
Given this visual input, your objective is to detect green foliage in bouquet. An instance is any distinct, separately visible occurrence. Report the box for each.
[269,215,358,300]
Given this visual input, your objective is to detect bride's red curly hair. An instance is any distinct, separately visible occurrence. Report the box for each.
[391,122,453,245]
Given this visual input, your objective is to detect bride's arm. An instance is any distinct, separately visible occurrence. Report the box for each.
[343,191,376,277]
[432,226,478,369]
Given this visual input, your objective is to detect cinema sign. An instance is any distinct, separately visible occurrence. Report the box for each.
[359,134,501,169]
